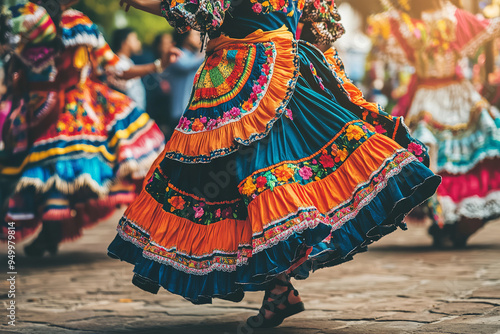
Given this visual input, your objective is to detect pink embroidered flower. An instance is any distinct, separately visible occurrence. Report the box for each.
[408,142,423,156]
[178,117,191,130]
[223,111,231,121]
[252,3,262,13]
[200,116,207,124]
[258,75,268,86]
[299,166,313,180]
[230,107,241,118]
[215,208,221,218]
[312,159,318,165]
[256,176,267,188]
[207,119,217,130]
[252,84,263,94]
[178,116,186,128]
[286,109,293,120]
[249,92,258,102]
[194,206,204,218]
[375,124,386,134]
[414,29,421,39]
[319,154,334,168]
[211,19,219,27]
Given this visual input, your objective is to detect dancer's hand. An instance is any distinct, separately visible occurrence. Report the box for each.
[119,0,133,12]
[118,0,163,16]
[161,47,183,68]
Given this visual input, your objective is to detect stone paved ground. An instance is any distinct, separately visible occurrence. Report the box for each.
[1,211,500,334]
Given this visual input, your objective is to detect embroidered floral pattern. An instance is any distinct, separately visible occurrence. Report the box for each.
[250,0,294,15]
[309,62,325,90]
[300,0,345,44]
[238,121,373,204]
[160,0,230,37]
[145,168,247,225]
[54,85,128,137]
[176,42,276,134]
[407,142,424,162]
[118,149,420,274]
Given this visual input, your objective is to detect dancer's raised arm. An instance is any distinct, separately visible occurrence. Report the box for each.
[119,0,163,16]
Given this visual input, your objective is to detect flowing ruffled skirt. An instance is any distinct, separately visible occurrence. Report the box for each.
[108,29,440,304]
[0,79,165,241]
[407,80,500,225]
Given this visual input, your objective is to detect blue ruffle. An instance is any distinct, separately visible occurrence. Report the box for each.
[108,160,440,304]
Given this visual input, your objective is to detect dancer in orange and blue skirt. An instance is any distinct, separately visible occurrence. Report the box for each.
[107,0,440,328]
[0,1,180,256]
[369,0,500,247]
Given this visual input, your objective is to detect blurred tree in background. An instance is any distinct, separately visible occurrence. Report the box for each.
[75,0,172,45]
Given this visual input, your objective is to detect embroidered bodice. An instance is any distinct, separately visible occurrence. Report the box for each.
[160,0,322,39]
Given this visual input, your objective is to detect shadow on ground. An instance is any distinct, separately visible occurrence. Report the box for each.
[1,251,111,270]
[111,322,329,334]
[370,243,500,253]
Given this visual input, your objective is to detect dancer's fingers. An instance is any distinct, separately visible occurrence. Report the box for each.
[119,0,131,12]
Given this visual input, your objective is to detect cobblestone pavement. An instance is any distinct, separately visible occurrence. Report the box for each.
[1,211,500,334]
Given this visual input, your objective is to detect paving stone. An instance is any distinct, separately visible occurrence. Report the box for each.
[1,213,499,333]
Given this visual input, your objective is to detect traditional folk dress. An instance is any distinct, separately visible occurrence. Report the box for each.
[0,4,164,241]
[107,0,440,304]
[369,1,500,229]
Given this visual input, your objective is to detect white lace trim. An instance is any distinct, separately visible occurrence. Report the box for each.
[440,190,500,224]
[407,81,484,126]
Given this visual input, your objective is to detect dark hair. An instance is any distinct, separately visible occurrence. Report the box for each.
[173,30,190,48]
[111,27,134,53]
[299,22,316,44]
[152,32,171,58]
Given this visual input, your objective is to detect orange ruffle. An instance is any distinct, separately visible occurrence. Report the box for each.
[164,26,298,161]
[246,134,403,233]
[121,134,407,256]
[324,47,380,114]
[123,190,251,255]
